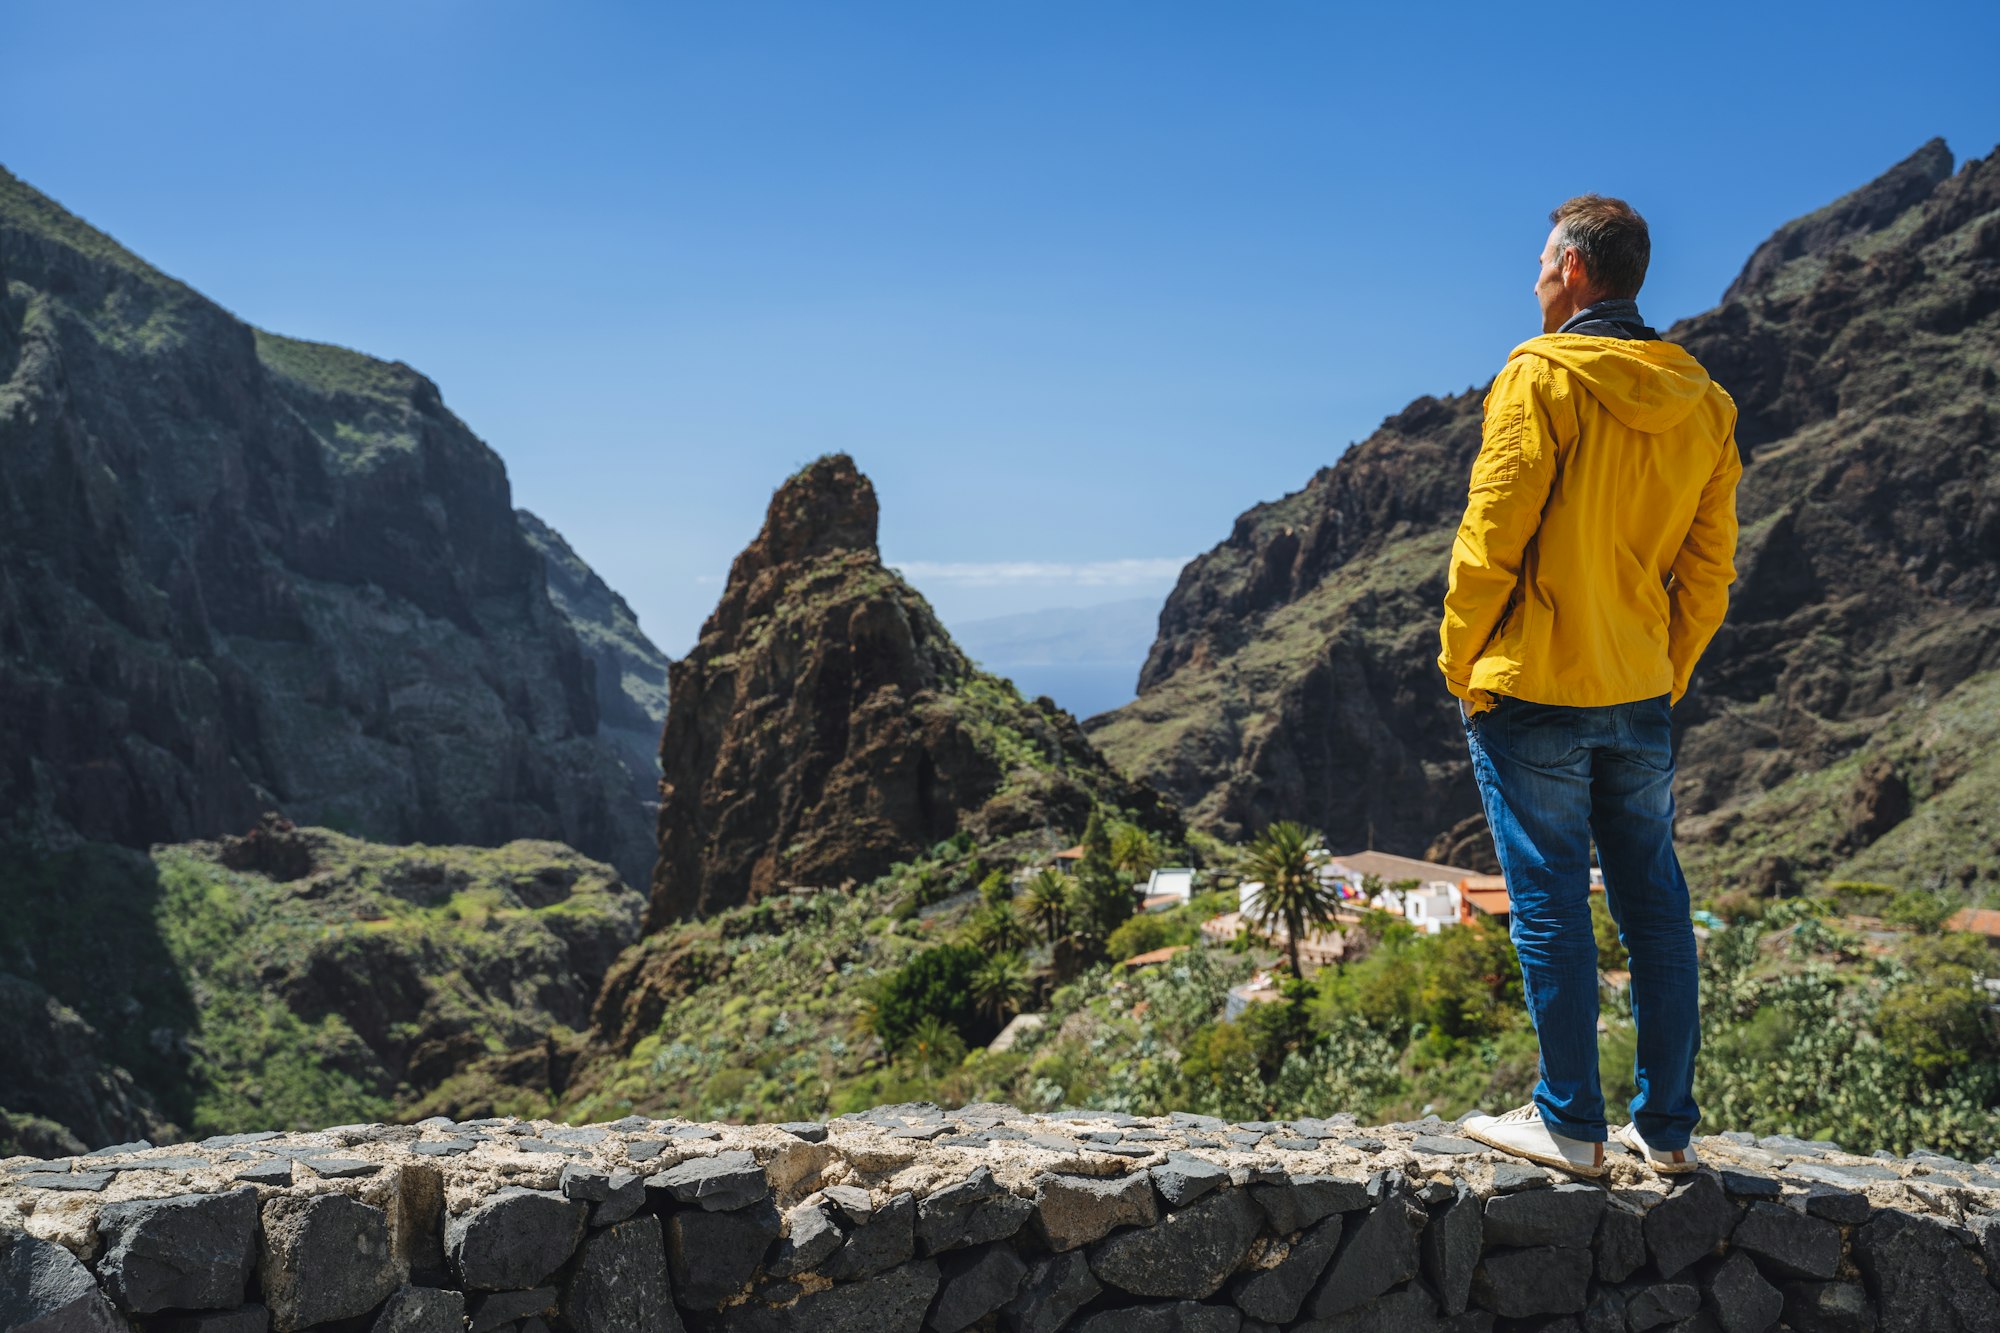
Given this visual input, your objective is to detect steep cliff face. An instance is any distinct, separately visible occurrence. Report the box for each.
[1090,139,2000,889]
[0,166,665,888]
[516,508,671,798]
[647,453,1179,926]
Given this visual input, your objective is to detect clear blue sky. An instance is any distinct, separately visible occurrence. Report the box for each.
[6,2,1997,659]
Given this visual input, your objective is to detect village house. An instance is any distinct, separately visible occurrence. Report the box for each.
[1138,866,1196,913]
[1947,907,2000,947]
[1225,970,1285,1020]
[1314,849,1487,935]
[1226,879,1361,966]
[1456,868,1606,928]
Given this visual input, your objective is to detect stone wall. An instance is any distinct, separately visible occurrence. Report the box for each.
[4,1105,1998,1332]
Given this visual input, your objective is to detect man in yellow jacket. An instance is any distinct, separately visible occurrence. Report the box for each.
[1444,195,1741,1177]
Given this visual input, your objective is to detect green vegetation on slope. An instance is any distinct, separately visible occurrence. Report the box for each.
[253,329,427,464]
[567,813,2000,1159]
[0,824,642,1150]
[1681,665,2000,893]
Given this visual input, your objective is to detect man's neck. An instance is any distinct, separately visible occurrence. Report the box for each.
[1556,296,1656,340]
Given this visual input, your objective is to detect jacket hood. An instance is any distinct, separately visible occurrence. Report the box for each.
[1511,334,1712,433]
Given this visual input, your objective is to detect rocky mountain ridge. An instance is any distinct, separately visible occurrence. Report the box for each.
[1089,138,2000,893]
[647,453,1179,927]
[0,165,668,889]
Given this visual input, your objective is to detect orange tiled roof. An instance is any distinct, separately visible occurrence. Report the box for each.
[1120,945,1189,968]
[1948,907,2000,938]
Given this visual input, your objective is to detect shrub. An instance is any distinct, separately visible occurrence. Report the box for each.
[1877,933,1996,1082]
[1105,911,1197,961]
[1882,887,1958,933]
[871,943,990,1049]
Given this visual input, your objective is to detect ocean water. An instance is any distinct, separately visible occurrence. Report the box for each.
[987,662,1139,723]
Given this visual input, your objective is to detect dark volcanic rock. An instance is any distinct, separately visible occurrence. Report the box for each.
[1594,1196,1649,1284]
[1306,1191,1428,1317]
[1781,1279,1877,1333]
[94,1186,259,1314]
[667,1197,782,1307]
[1728,1199,1842,1279]
[446,1187,587,1290]
[1003,1250,1103,1333]
[1152,1152,1231,1209]
[1471,1244,1593,1318]
[1623,1281,1700,1331]
[1643,1173,1739,1279]
[258,1191,402,1331]
[1481,1180,1605,1248]
[561,1164,646,1226]
[0,167,666,889]
[1250,1174,1370,1234]
[1420,1182,1482,1315]
[646,1150,768,1211]
[643,453,1177,926]
[768,1199,843,1277]
[1088,1185,1262,1299]
[467,1288,556,1333]
[562,1215,681,1333]
[915,1165,1032,1254]
[370,1285,467,1333]
[713,1257,939,1333]
[151,1308,270,1333]
[1853,1207,2000,1333]
[0,1230,126,1331]
[1293,1282,1443,1331]
[1231,1212,1344,1323]
[1701,1250,1783,1333]
[1073,1302,1242,1333]
[1088,138,2000,889]
[819,1190,915,1280]
[929,1243,1028,1333]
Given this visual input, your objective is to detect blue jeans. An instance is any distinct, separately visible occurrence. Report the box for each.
[1461,693,1701,1150]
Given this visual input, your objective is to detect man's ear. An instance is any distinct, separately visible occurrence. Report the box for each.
[1561,247,1591,294]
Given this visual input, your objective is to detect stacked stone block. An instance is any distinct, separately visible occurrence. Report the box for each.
[3,1107,1998,1331]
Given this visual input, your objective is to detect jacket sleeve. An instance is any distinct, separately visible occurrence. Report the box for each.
[1437,356,1564,707]
[1666,418,1743,703]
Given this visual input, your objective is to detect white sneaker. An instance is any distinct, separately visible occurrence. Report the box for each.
[1615,1122,1699,1174]
[1461,1104,1606,1177]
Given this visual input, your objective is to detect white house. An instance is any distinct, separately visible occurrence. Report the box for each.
[1318,849,1486,935]
[1138,867,1196,913]
[1400,884,1461,935]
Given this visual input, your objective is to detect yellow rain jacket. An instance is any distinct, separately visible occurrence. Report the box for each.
[1438,333,1742,713]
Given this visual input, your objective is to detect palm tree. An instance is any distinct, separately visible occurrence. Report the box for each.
[1021,869,1072,949]
[1065,874,1117,961]
[1240,820,1340,982]
[1110,822,1165,880]
[903,1014,967,1079]
[971,953,1031,1026]
[969,903,1030,954]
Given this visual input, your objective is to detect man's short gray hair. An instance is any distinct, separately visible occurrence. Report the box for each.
[1550,195,1650,299]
